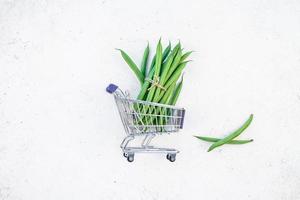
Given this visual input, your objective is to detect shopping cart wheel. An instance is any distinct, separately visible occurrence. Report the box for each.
[123,152,128,158]
[127,154,134,162]
[167,154,176,162]
[166,154,171,160]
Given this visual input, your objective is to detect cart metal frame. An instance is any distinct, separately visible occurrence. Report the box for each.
[106,84,185,162]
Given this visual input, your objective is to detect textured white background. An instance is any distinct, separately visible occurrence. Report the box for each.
[1,0,300,199]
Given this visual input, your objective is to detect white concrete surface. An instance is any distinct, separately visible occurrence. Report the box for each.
[1,0,300,199]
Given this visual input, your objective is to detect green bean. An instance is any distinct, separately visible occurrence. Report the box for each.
[160,82,176,104]
[180,51,193,63]
[149,55,156,73]
[117,49,144,85]
[166,46,182,81]
[154,39,163,77]
[140,43,150,78]
[194,136,253,144]
[152,43,180,102]
[162,42,172,62]
[169,75,183,105]
[137,67,154,100]
[208,114,254,152]
[146,39,163,102]
[158,83,176,127]
[148,42,171,74]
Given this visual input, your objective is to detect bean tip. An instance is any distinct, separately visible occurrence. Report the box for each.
[185,60,193,63]
[207,145,215,152]
[180,73,185,82]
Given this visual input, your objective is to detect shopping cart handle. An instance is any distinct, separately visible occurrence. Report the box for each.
[106,84,118,94]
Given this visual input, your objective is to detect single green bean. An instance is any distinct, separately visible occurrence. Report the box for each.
[154,39,163,77]
[169,75,183,105]
[162,42,172,62]
[117,49,144,85]
[146,39,163,102]
[208,114,254,152]
[194,136,253,144]
[180,51,193,63]
[165,47,182,81]
[137,67,154,100]
[140,43,150,78]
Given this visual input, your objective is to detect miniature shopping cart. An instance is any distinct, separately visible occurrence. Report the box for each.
[106,84,185,162]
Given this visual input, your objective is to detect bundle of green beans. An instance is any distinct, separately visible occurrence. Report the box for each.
[117,39,191,128]
[117,39,192,106]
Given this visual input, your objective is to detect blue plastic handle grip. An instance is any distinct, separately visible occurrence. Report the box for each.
[106,84,118,94]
